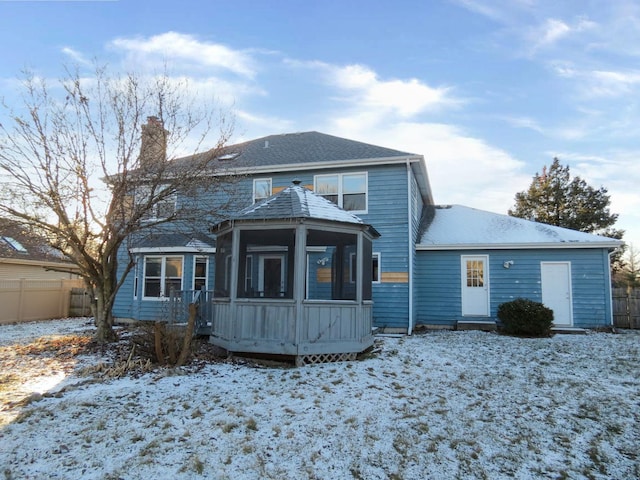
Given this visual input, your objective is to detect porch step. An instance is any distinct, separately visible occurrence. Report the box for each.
[551,327,587,334]
[456,320,497,332]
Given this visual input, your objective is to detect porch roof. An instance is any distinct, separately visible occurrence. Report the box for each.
[213,182,380,237]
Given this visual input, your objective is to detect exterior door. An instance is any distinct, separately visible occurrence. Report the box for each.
[461,255,489,316]
[541,262,573,326]
[259,255,285,297]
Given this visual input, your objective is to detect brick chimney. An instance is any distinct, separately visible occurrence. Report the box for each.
[139,116,168,169]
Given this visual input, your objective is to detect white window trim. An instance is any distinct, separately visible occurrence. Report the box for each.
[245,255,253,292]
[253,177,272,204]
[142,255,184,301]
[314,172,368,213]
[133,260,139,300]
[192,256,209,291]
[372,252,381,284]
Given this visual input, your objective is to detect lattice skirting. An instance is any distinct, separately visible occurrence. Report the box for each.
[295,352,357,367]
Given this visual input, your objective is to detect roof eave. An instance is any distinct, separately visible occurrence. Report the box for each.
[416,241,623,251]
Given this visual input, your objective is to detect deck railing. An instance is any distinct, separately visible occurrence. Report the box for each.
[167,288,214,334]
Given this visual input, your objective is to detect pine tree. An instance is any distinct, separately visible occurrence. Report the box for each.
[509,157,623,238]
[509,158,624,272]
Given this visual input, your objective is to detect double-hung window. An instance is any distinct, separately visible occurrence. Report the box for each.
[136,185,177,221]
[143,256,183,299]
[314,172,367,212]
[253,178,272,204]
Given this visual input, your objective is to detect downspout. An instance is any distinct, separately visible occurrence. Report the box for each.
[607,250,615,326]
[406,160,414,335]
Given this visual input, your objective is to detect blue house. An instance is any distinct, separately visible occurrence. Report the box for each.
[113,130,622,336]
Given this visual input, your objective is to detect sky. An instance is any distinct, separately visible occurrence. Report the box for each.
[0,0,638,248]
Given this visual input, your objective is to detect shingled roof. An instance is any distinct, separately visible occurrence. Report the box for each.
[225,131,414,167]
[418,205,622,250]
[214,181,380,237]
[0,218,70,263]
[130,232,216,251]
[181,131,416,172]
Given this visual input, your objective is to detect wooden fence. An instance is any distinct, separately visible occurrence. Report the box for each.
[0,278,86,325]
[612,287,640,329]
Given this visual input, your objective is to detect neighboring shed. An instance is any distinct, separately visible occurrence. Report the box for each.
[209,181,380,365]
[415,205,622,329]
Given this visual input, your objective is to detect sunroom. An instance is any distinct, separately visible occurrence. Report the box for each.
[209,180,380,365]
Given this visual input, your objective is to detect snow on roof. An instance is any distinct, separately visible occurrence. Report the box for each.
[418,205,622,250]
[235,183,366,225]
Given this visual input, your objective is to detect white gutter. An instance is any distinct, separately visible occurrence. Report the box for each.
[129,246,216,254]
[406,161,414,335]
[416,241,623,251]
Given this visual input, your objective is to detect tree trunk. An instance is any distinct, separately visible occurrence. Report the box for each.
[176,303,198,367]
[93,285,118,343]
[154,321,166,365]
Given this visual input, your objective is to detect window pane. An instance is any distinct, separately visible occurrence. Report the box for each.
[466,260,484,287]
[254,179,272,201]
[194,278,206,290]
[343,193,365,211]
[321,194,339,205]
[165,257,182,277]
[343,174,366,193]
[372,254,379,283]
[316,175,339,194]
[144,279,161,297]
[165,278,182,295]
[194,259,207,277]
[145,257,161,277]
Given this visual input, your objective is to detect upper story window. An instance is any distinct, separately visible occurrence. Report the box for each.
[314,172,367,212]
[253,178,272,204]
[136,185,177,221]
[143,255,183,299]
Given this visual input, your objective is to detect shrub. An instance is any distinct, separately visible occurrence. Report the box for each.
[497,298,553,337]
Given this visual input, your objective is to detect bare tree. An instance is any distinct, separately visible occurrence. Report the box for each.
[0,65,234,342]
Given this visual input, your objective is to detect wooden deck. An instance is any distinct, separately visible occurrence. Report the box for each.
[210,299,374,357]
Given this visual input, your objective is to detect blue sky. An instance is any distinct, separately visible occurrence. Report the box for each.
[1,0,638,247]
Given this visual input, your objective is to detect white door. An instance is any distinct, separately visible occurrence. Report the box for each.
[461,255,489,316]
[258,254,285,297]
[541,262,573,326]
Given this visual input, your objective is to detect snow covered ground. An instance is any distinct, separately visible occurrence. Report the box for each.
[1,319,638,480]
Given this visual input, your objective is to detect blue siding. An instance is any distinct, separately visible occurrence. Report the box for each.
[114,165,414,330]
[415,248,614,328]
[363,165,410,329]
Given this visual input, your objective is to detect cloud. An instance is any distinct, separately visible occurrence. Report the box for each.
[61,47,92,67]
[326,119,529,213]
[288,60,459,119]
[109,32,256,78]
[551,62,640,98]
[235,110,295,138]
[333,65,458,117]
[544,150,640,243]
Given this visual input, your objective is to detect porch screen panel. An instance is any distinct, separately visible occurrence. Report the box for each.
[214,231,233,297]
[362,236,373,301]
[306,229,357,300]
[237,229,295,299]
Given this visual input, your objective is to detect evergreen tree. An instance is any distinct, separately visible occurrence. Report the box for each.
[509,158,623,239]
[510,158,624,272]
